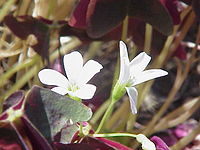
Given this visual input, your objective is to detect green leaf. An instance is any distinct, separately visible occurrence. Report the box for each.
[25,86,92,142]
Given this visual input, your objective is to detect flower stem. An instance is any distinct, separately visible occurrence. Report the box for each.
[95,101,115,133]
[106,98,130,130]
[92,132,137,138]
[121,15,129,41]
[95,17,130,132]
[78,123,84,137]
[68,95,81,102]
[144,23,152,54]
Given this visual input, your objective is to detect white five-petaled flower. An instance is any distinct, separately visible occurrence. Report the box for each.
[113,41,168,114]
[38,51,103,100]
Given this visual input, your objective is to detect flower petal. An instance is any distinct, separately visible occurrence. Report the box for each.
[60,36,71,45]
[79,60,103,84]
[136,134,156,150]
[38,69,69,88]
[74,84,96,99]
[133,69,168,86]
[125,87,138,114]
[64,51,83,83]
[130,52,151,75]
[119,41,130,84]
[51,87,68,95]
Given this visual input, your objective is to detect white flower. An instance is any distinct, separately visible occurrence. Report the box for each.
[38,51,103,99]
[114,41,168,114]
[136,134,156,150]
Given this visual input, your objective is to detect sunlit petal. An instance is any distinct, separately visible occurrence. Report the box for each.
[60,36,71,45]
[64,51,83,83]
[136,134,156,150]
[79,60,103,84]
[130,52,151,75]
[119,41,130,84]
[74,84,96,99]
[125,87,138,114]
[38,69,69,88]
[51,87,68,95]
[133,69,168,86]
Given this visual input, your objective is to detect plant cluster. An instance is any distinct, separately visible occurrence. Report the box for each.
[0,0,200,150]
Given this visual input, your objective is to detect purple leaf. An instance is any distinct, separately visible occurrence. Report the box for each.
[3,91,24,111]
[128,0,173,35]
[86,0,129,38]
[4,15,50,60]
[60,24,91,43]
[24,86,92,143]
[0,126,23,150]
[68,0,90,29]
[69,0,175,38]
[160,0,180,25]
[0,89,53,150]
[153,132,177,146]
[97,137,133,150]
[21,116,54,150]
[0,91,25,123]
[151,136,170,150]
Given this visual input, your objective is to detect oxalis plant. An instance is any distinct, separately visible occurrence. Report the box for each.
[0,41,168,150]
[0,0,200,150]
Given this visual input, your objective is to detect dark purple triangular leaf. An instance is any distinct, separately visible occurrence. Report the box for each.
[0,125,23,150]
[0,119,53,150]
[21,116,54,150]
[128,0,173,35]
[24,86,92,142]
[0,91,25,124]
[0,90,53,150]
[3,91,24,111]
[10,122,33,150]
[86,0,129,38]
[4,15,50,60]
